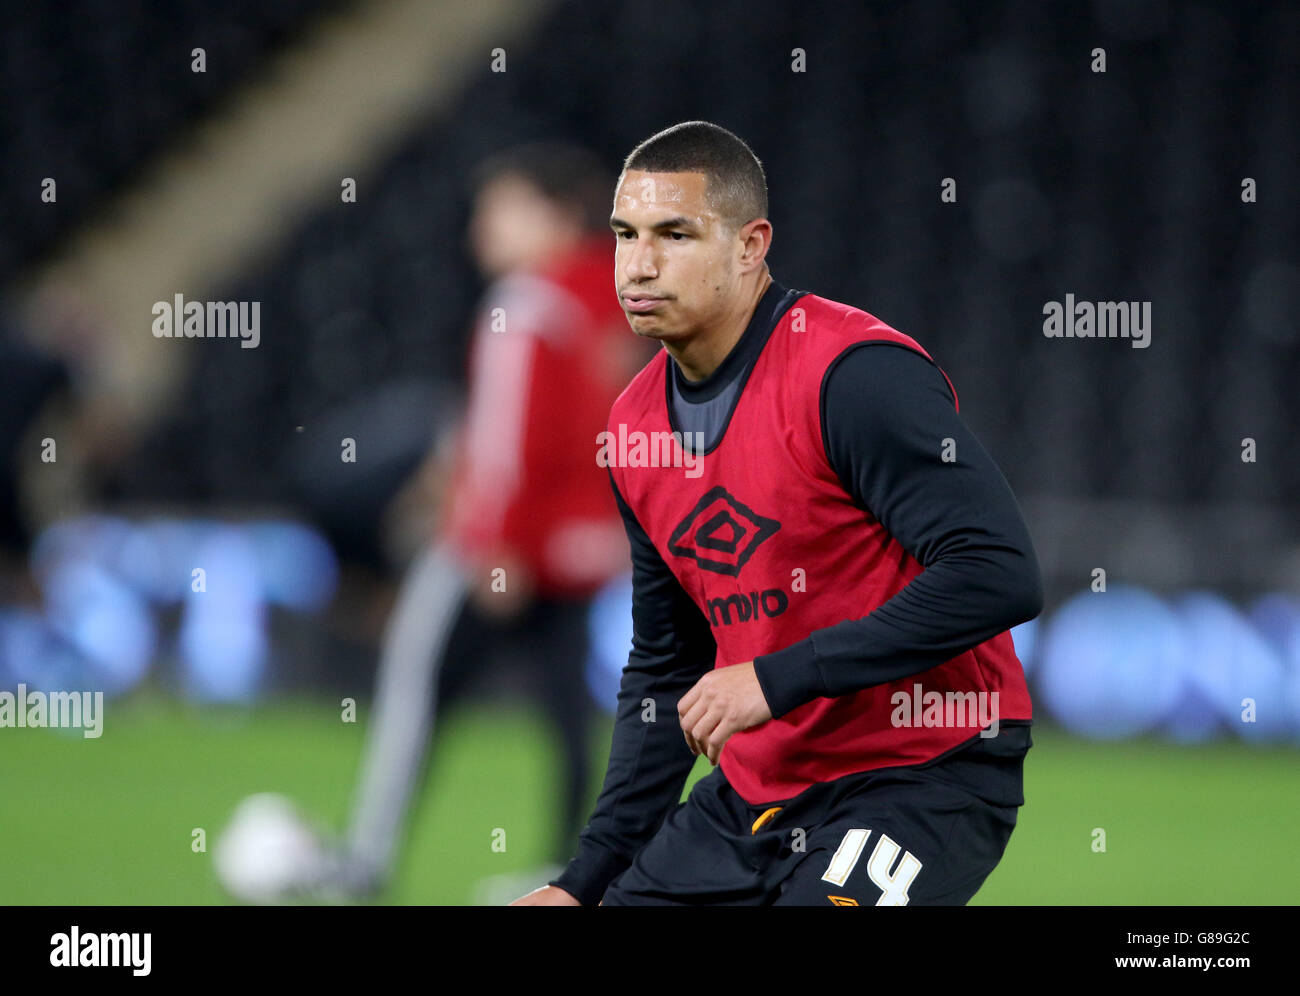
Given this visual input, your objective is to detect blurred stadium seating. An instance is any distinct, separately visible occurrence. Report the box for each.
[93,0,1300,596]
[0,0,346,279]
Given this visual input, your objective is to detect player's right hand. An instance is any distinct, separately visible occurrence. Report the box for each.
[508,885,581,906]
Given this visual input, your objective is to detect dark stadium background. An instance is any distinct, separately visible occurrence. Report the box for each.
[1,0,1296,904]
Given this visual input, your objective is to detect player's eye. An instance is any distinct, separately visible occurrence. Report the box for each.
[615,230,635,240]
[667,232,687,240]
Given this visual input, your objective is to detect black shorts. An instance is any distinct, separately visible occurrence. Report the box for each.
[602,723,1032,906]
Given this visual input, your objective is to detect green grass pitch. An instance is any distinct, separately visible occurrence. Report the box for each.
[1,692,1295,904]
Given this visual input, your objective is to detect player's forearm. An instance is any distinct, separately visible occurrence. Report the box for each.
[753,342,1044,718]
[753,543,1043,717]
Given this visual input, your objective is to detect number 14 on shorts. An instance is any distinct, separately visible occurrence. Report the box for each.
[820,828,923,906]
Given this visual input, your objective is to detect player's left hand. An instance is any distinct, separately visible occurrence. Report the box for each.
[678,662,772,766]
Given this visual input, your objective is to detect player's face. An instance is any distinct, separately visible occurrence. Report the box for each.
[611,170,743,343]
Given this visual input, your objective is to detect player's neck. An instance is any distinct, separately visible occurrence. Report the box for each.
[670,269,773,383]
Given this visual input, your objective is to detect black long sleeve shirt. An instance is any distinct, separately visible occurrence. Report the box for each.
[552,282,1041,906]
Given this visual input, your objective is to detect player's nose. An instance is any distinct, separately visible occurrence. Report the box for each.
[623,239,658,280]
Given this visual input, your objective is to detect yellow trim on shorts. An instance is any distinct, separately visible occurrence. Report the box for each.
[750,806,783,834]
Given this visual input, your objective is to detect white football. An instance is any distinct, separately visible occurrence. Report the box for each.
[214,793,324,903]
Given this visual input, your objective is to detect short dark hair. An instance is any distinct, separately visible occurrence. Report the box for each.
[472,142,613,232]
[622,121,768,231]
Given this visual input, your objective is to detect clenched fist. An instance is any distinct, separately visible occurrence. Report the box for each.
[677,661,773,766]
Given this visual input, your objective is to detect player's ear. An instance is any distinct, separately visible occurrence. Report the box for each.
[737,217,772,270]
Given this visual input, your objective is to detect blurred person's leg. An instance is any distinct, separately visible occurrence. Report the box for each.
[419,589,596,873]
[342,547,597,892]
[344,541,470,889]
[511,595,596,865]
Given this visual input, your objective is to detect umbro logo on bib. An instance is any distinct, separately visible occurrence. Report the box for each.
[667,485,780,577]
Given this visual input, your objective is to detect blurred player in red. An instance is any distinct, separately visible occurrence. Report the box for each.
[291,143,645,900]
[440,143,641,620]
